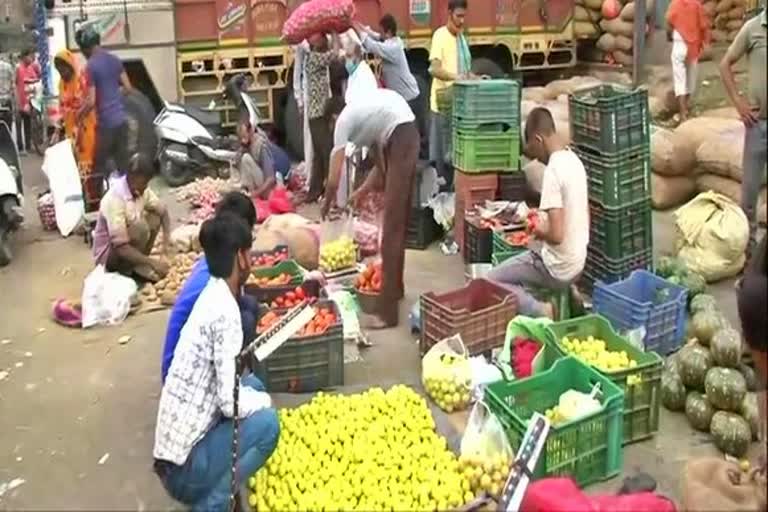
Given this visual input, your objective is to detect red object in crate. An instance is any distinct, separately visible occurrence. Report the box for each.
[420,278,518,355]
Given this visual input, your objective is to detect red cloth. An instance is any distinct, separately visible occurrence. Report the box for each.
[521,478,677,512]
[666,0,711,62]
[15,61,41,112]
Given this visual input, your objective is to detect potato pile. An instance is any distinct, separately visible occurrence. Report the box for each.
[141,252,201,306]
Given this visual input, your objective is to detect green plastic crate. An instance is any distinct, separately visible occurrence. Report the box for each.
[244,260,304,297]
[589,199,652,259]
[569,85,649,154]
[497,319,564,380]
[576,146,650,208]
[492,229,528,256]
[437,87,453,116]
[453,129,520,173]
[544,314,662,445]
[453,79,521,127]
[581,247,654,296]
[484,357,625,486]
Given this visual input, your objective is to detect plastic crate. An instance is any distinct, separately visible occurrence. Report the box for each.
[463,217,493,264]
[590,200,652,259]
[581,248,654,296]
[455,170,499,203]
[569,84,649,154]
[593,270,688,355]
[455,193,496,250]
[452,79,521,127]
[484,357,624,486]
[251,280,322,306]
[545,315,663,445]
[420,279,518,355]
[406,207,442,250]
[244,260,304,297]
[437,86,453,116]
[498,172,529,202]
[249,301,344,393]
[492,230,528,257]
[576,146,650,208]
[453,129,521,173]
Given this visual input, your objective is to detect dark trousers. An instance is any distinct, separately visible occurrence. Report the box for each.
[308,115,332,200]
[408,97,428,159]
[15,112,31,152]
[95,122,130,179]
[377,121,420,326]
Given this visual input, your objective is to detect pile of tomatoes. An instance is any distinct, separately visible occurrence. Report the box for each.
[267,286,314,309]
[355,262,382,293]
[252,248,289,268]
[257,306,338,337]
[505,231,530,247]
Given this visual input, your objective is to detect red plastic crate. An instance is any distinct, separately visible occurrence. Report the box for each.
[455,169,499,204]
[420,279,518,355]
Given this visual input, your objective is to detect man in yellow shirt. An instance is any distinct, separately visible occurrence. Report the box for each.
[428,0,471,181]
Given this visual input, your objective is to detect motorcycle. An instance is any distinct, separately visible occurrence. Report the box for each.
[153,75,257,187]
[0,118,24,266]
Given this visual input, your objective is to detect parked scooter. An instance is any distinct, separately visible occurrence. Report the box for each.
[0,119,24,266]
[154,75,258,187]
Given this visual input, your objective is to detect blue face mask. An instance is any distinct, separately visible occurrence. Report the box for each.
[345,59,359,76]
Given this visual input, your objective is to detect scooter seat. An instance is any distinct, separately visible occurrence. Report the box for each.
[168,103,222,134]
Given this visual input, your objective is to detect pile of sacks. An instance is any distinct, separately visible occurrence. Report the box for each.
[574,0,604,39]
[712,0,746,43]
[650,115,767,219]
[596,0,655,66]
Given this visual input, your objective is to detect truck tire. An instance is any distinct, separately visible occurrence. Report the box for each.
[123,90,159,162]
[283,92,304,161]
[471,58,505,78]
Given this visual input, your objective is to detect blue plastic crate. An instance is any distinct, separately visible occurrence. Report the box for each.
[592,270,688,355]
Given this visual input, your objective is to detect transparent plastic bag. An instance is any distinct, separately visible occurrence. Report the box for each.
[459,400,515,499]
[421,334,472,412]
[318,215,357,273]
[353,217,379,256]
[81,265,138,328]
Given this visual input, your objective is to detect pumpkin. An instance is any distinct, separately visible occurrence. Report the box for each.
[689,294,717,314]
[710,411,752,457]
[662,368,687,411]
[740,393,761,441]
[679,344,714,392]
[685,391,715,431]
[738,362,758,392]
[691,311,724,345]
[710,328,742,368]
[704,367,747,411]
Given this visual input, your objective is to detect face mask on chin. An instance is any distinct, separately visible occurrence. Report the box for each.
[345,59,359,76]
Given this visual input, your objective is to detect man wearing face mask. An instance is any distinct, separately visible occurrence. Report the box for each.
[487,108,589,319]
[343,33,378,106]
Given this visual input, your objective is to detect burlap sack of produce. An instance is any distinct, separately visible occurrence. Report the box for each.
[700,106,739,119]
[712,28,728,42]
[614,34,634,51]
[696,174,768,223]
[728,5,745,17]
[703,0,717,16]
[674,191,749,282]
[651,127,679,175]
[601,17,634,37]
[620,1,636,20]
[253,214,320,270]
[682,458,767,512]
[727,29,740,41]
[726,18,744,30]
[670,117,743,175]
[574,21,601,37]
[575,5,601,21]
[652,173,697,209]
[695,124,745,180]
[612,50,634,66]
[716,0,743,14]
[597,33,617,51]
[543,76,602,100]
[521,99,540,121]
[584,0,605,10]
[522,86,548,103]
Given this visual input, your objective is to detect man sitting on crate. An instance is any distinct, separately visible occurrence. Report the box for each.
[154,213,279,511]
[487,107,589,319]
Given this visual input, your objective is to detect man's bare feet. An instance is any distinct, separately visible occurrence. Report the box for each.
[359,312,390,330]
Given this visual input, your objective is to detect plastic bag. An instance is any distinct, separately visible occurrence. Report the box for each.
[428,192,455,231]
[469,355,503,402]
[81,265,138,328]
[459,401,514,499]
[319,215,357,272]
[674,191,749,282]
[41,140,84,237]
[422,334,472,412]
[353,217,379,256]
[497,315,552,380]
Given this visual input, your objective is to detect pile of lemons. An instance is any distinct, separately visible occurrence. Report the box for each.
[249,386,471,511]
[560,335,642,386]
[458,452,512,499]
[319,236,357,272]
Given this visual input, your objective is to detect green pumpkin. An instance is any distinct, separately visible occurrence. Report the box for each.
[691,312,725,346]
[662,368,687,411]
[704,367,747,412]
[657,256,680,278]
[740,393,760,441]
[685,391,715,431]
[689,294,717,315]
[681,272,707,298]
[710,411,752,457]
[738,363,758,392]
[710,328,742,368]
[679,344,715,392]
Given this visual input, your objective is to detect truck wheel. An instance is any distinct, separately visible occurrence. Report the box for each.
[283,92,304,160]
[471,58,505,78]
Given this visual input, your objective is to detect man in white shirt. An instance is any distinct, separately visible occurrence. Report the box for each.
[153,213,279,511]
[342,32,378,106]
[488,107,589,318]
[322,90,419,328]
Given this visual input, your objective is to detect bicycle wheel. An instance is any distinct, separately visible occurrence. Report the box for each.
[30,110,46,156]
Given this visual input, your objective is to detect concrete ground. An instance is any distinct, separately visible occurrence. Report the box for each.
[0,54,760,509]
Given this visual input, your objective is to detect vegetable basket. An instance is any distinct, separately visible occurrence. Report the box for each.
[545,314,662,445]
[484,356,624,487]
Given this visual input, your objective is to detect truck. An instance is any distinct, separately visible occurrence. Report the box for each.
[49,0,576,157]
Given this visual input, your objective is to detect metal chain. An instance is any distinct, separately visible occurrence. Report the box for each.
[229,355,243,512]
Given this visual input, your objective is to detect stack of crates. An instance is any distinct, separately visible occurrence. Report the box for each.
[569,84,653,295]
[452,79,523,250]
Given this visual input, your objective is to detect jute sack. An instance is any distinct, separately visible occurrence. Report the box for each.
[703,0,717,16]
[575,5,601,21]
[584,0,604,10]
[600,17,634,36]
[650,127,679,176]
[712,28,728,42]
[695,124,745,180]
[543,76,602,100]
[522,86,547,103]
[614,34,633,51]
[574,21,601,37]
[597,33,617,52]
[700,106,739,119]
[728,5,745,18]
[670,117,743,176]
[682,458,767,512]
[726,18,744,30]
[728,29,740,40]
[612,50,634,66]
[696,174,768,223]
[620,1,636,20]
[652,172,697,209]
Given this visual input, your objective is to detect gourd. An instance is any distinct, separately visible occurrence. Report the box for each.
[691,312,724,346]
[678,344,714,392]
[661,368,687,411]
[740,393,761,441]
[738,362,758,392]
[689,294,717,315]
[685,391,715,431]
[710,328,742,368]
[710,411,752,457]
[704,367,747,412]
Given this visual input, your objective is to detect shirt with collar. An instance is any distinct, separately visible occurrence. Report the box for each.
[153,277,271,465]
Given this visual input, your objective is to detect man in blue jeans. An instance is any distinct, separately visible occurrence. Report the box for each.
[154,213,279,511]
[161,191,259,383]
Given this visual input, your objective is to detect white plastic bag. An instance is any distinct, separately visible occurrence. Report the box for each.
[459,401,514,498]
[41,140,85,237]
[81,266,138,328]
[427,192,455,231]
[422,334,471,412]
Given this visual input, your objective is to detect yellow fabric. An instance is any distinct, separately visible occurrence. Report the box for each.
[55,49,97,173]
[429,26,458,112]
